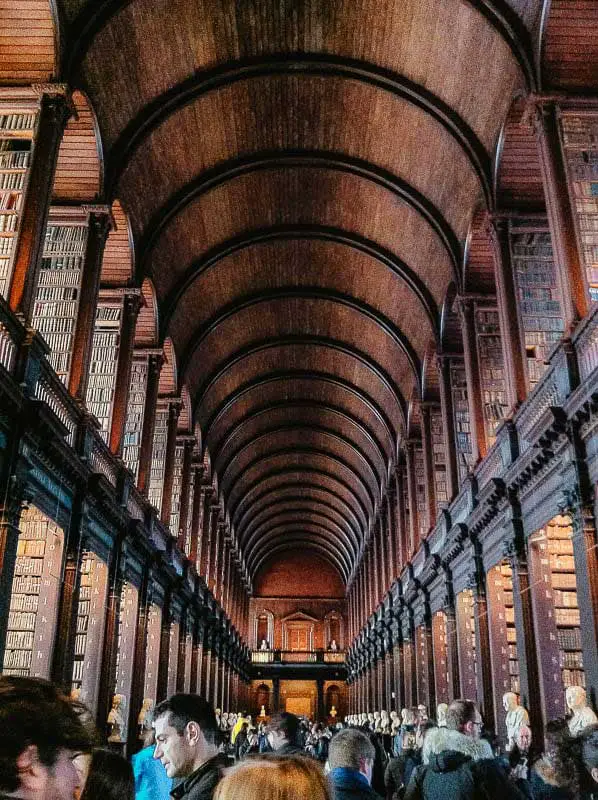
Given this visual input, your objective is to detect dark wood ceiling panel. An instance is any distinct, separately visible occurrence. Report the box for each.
[148,167,454,302]
[496,97,544,209]
[542,0,598,89]
[79,0,521,151]
[167,239,434,366]
[52,90,102,202]
[0,1,56,83]
[184,297,417,414]
[117,76,481,243]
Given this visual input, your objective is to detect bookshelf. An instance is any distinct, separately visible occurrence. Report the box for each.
[113,581,139,741]
[559,112,598,303]
[487,562,520,714]
[414,444,427,540]
[167,619,180,697]
[456,589,478,702]
[31,219,88,384]
[415,623,430,707]
[431,407,448,509]
[432,610,451,703]
[169,443,184,537]
[450,360,473,485]
[147,405,168,513]
[184,469,195,556]
[71,554,108,710]
[122,356,149,481]
[509,221,564,389]
[3,506,64,679]
[0,105,36,299]
[143,603,162,703]
[475,307,507,446]
[85,299,122,442]
[183,622,193,692]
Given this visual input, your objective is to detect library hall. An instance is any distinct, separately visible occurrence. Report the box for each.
[2,3,598,798]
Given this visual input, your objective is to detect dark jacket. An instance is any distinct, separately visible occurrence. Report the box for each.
[275,742,305,756]
[170,753,232,800]
[330,767,384,800]
[405,728,525,800]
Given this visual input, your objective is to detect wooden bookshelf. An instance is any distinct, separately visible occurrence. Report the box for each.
[431,407,448,509]
[487,562,520,724]
[456,589,478,703]
[143,603,162,704]
[184,469,195,557]
[509,220,564,389]
[167,619,180,697]
[147,405,168,513]
[3,506,63,679]
[169,443,184,537]
[122,355,149,481]
[31,217,88,384]
[475,307,507,446]
[414,444,427,540]
[432,610,451,703]
[450,360,473,485]
[0,105,36,298]
[85,299,122,442]
[560,112,598,303]
[113,581,139,742]
[71,554,108,711]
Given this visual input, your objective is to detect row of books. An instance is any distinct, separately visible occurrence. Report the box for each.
[0,113,36,131]
[0,149,30,169]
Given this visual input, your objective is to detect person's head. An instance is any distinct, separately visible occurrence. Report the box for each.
[541,718,580,794]
[152,694,220,779]
[516,725,532,753]
[581,725,598,785]
[0,676,93,800]
[213,755,331,800]
[328,728,376,785]
[266,712,300,750]
[80,749,134,800]
[446,700,482,738]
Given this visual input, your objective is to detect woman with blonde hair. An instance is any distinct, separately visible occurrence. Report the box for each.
[213,754,332,800]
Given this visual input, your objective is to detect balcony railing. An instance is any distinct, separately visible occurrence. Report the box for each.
[251,649,345,664]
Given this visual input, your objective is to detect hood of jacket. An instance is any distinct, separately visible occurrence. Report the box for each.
[422,727,492,765]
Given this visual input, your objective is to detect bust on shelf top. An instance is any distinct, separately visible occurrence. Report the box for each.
[329,639,338,651]
[137,698,153,737]
[329,705,337,719]
[259,639,269,651]
[503,692,530,751]
[566,685,598,736]
[107,693,126,744]
[436,702,448,728]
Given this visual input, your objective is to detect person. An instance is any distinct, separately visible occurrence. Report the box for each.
[131,720,171,800]
[406,699,525,800]
[384,730,421,800]
[80,749,134,800]
[526,718,580,799]
[580,724,598,799]
[266,712,303,755]
[0,675,93,800]
[212,754,332,800]
[152,694,232,800]
[328,727,383,799]
[233,723,248,760]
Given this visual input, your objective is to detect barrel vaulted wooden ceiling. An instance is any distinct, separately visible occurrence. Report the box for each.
[4,0,598,588]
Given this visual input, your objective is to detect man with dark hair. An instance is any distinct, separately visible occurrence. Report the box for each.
[0,675,93,800]
[405,699,525,800]
[152,694,232,800]
[265,712,303,755]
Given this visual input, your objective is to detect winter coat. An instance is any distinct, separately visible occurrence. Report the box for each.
[170,753,233,800]
[405,728,526,800]
[329,767,384,800]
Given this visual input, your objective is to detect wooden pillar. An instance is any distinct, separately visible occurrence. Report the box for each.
[137,352,163,495]
[531,100,589,332]
[109,292,142,455]
[385,498,396,589]
[156,593,172,702]
[68,209,112,401]
[206,505,220,590]
[199,488,214,580]
[404,441,419,555]
[395,465,408,570]
[127,562,152,754]
[96,539,124,730]
[378,517,388,597]
[177,440,194,552]
[420,404,437,529]
[458,298,487,462]
[8,89,71,319]
[437,355,459,500]
[488,216,528,412]
[469,561,495,734]
[189,468,205,566]
[160,400,181,526]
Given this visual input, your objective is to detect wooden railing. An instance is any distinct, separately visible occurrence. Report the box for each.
[0,295,24,375]
[251,649,345,664]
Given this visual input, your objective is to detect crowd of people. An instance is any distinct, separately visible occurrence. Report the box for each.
[3,675,598,800]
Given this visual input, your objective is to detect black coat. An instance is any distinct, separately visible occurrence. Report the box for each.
[330,769,384,800]
[170,753,233,800]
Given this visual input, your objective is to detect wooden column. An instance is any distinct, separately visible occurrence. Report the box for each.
[9,89,71,319]
[206,505,220,590]
[160,400,181,526]
[199,488,214,580]
[469,561,495,734]
[458,298,487,462]
[127,562,152,754]
[188,467,205,567]
[68,209,112,401]
[96,539,124,730]
[156,592,172,703]
[420,404,437,529]
[437,355,459,500]
[404,441,419,555]
[378,517,388,597]
[531,100,588,332]
[385,498,396,589]
[137,352,163,495]
[109,292,142,455]
[488,216,528,412]
[177,440,194,552]
[395,465,408,569]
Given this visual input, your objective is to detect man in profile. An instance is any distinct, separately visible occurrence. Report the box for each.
[153,694,232,800]
[328,727,382,799]
[266,712,304,755]
[0,675,93,800]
